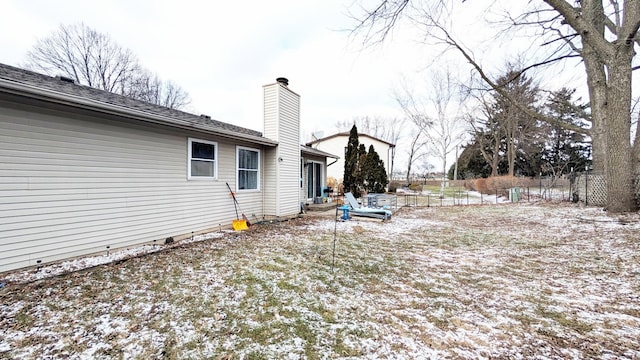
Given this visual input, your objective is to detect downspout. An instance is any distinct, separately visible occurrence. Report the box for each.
[262,145,265,220]
[299,156,303,214]
[388,147,391,180]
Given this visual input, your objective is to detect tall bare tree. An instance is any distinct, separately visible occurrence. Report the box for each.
[350,0,640,212]
[25,23,190,109]
[126,70,191,109]
[403,123,430,183]
[468,93,502,177]
[396,69,466,195]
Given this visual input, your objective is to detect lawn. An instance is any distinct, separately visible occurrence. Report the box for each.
[1,203,639,359]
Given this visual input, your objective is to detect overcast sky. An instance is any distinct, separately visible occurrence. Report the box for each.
[0,0,596,173]
[0,1,427,136]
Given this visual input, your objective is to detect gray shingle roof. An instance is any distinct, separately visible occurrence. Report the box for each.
[0,63,268,141]
[306,131,396,147]
[300,145,339,159]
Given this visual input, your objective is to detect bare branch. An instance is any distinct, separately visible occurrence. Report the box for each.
[24,22,191,110]
[348,0,409,46]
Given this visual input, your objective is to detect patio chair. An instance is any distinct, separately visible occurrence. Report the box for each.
[344,192,392,220]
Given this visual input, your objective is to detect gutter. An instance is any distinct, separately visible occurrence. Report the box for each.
[0,78,278,147]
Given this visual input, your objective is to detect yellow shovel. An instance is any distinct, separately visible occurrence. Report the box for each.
[226,182,249,231]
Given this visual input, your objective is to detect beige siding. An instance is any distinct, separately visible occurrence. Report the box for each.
[262,147,277,216]
[276,86,300,216]
[262,85,278,216]
[313,135,392,183]
[262,83,300,218]
[263,85,278,142]
[0,103,265,272]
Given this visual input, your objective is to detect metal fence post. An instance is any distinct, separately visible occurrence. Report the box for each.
[585,169,588,206]
[539,173,542,198]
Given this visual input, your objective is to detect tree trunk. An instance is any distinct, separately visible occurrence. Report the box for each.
[634,113,640,176]
[491,140,500,177]
[605,48,636,212]
[440,157,447,197]
[406,156,413,184]
[582,49,607,174]
[580,0,607,175]
[507,137,515,176]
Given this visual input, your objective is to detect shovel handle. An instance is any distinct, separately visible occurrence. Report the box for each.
[226,182,240,219]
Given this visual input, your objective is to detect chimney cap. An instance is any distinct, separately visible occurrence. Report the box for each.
[276,77,289,86]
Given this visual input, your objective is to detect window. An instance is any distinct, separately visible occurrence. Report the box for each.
[237,146,260,190]
[188,138,217,179]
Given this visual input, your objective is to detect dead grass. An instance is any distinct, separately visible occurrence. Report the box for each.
[1,203,639,359]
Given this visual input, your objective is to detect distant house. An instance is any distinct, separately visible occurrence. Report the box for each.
[0,64,337,272]
[306,132,395,185]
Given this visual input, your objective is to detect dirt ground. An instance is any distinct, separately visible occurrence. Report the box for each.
[1,202,639,359]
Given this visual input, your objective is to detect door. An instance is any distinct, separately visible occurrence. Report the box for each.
[307,162,323,200]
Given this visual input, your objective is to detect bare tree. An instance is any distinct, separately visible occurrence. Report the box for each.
[333,115,404,177]
[25,23,139,92]
[350,1,640,212]
[468,93,502,177]
[25,23,190,110]
[396,69,466,195]
[126,70,191,109]
[403,123,430,183]
[334,116,403,144]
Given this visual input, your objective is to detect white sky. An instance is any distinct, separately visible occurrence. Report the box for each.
[0,0,598,174]
[0,1,418,133]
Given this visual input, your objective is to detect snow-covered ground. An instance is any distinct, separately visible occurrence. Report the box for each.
[1,203,639,359]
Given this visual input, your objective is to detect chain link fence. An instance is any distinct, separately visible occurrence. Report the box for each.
[393,177,572,208]
[365,174,640,209]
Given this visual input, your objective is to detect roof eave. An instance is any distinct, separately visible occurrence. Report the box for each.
[0,78,278,147]
[300,146,339,159]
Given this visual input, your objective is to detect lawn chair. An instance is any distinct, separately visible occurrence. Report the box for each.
[344,192,392,220]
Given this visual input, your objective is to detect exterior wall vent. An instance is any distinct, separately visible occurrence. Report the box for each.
[56,75,75,83]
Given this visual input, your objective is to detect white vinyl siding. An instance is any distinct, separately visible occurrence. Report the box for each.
[262,83,300,217]
[237,146,260,191]
[188,138,217,179]
[0,103,266,272]
[262,86,278,216]
[312,135,393,183]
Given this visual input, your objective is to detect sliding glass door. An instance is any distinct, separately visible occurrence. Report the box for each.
[307,162,323,199]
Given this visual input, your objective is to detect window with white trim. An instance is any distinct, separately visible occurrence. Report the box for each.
[188,138,217,179]
[237,146,260,190]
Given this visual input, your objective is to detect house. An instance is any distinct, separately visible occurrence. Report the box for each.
[306,132,395,185]
[0,64,336,273]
